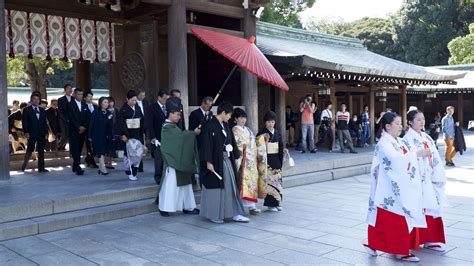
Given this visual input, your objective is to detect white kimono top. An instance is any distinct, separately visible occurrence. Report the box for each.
[403,128,447,218]
[367,132,426,232]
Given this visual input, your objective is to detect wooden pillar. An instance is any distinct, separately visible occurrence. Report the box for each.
[168,0,189,126]
[369,85,375,144]
[74,60,91,93]
[359,95,364,114]
[400,85,407,127]
[276,87,286,146]
[348,93,353,115]
[418,94,425,111]
[188,36,198,106]
[457,93,463,127]
[0,0,10,179]
[241,8,258,133]
[330,80,337,149]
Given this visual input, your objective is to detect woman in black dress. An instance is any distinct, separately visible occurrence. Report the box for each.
[105,97,119,169]
[88,97,113,175]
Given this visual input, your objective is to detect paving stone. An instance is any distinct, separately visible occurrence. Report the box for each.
[86,250,158,266]
[159,235,226,257]
[0,201,52,223]
[0,245,37,265]
[321,247,399,265]
[203,248,284,265]
[312,234,367,252]
[1,236,61,258]
[443,247,474,262]
[50,238,117,257]
[260,235,338,256]
[449,221,473,231]
[262,249,348,265]
[0,219,38,241]
[209,223,275,241]
[305,222,367,239]
[237,220,327,240]
[29,250,97,266]
[445,227,473,239]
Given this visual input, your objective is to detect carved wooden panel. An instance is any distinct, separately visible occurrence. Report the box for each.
[120,52,146,90]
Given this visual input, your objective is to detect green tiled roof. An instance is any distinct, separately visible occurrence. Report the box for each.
[256,21,466,82]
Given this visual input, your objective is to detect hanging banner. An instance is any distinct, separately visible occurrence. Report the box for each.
[4,9,115,62]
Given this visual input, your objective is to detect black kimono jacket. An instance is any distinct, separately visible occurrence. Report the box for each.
[200,116,240,189]
[116,103,144,143]
[257,128,284,170]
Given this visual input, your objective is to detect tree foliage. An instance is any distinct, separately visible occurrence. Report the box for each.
[7,57,72,98]
[393,0,473,66]
[448,23,474,65]
[260,0,316,28]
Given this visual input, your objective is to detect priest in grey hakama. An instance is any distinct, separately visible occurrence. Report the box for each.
[158,97,200,217]
[199,102,249,224]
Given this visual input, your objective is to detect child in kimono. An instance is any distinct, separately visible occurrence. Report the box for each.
[257,111,286,212]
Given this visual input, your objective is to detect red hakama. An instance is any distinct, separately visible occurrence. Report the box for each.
[368,208,412,255]
[411,215,446,246]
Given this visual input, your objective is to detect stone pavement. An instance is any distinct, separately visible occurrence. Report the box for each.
[0,133,472,265]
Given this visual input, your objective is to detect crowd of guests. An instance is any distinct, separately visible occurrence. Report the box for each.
[8,84,290,225]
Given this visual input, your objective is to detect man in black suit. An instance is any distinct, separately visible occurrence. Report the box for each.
[21,93,49,172]
[136,89,149,172]
[188,96,213,148]
[57,84,73,151]
[170,89,186,130]
[146,90,169,185]
[45,99,61,151]
[68,88,89,175]
[84,91,98,168]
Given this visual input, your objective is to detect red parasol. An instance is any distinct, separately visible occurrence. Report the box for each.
[191,27,289,92]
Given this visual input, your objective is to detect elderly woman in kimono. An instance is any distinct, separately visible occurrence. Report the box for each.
[403,108,447,252]
[116,90,145,181]
[364,112,432,262]
[231,108,263,215]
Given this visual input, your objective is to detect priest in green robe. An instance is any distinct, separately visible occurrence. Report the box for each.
[158,97,200,217]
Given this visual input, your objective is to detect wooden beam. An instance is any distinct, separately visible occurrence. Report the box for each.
[143,0,245,18]
[124,3,167,20]
[329,80,337,150]
[0,0,10,179]
[348,93,353,115]
[6,0,126,23]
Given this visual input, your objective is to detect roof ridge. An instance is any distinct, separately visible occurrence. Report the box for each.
[256,21,365,49]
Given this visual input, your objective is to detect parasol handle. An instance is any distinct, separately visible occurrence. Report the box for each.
[197,65,239,129]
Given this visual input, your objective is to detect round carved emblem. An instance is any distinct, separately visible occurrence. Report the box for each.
[120,53,146,90]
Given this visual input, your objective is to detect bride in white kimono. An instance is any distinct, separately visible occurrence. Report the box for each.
[403,108,447,252]
[364,112,432,262]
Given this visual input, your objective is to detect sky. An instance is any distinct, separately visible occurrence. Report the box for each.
[300,0,405,25]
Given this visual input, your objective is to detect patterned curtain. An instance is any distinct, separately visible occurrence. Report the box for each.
[4,9,115,62]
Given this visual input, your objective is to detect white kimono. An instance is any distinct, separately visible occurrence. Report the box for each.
[403,128,447,218]
[367,132,426,232]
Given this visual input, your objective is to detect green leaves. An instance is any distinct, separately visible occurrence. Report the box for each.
[448,23,474,65]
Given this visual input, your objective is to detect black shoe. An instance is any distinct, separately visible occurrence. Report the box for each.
[38,169,49,173]
[21,165,27,172]
[105,166,115,170]
[98,170,109,175]
[448,162,455,167]
[159,211,170,217]
[350,150,358,154]
[183,209,200,215]
[301,150,306,153]
[76,169,84,175]
[138,168,144,173]
[310,149,317,153]
[341,149,345,153]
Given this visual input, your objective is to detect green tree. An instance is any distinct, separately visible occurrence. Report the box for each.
[260,0,316,28]
[448,23,474,65]
[6,57,73,97]
[393,0,474,66]
[305,17,351,35]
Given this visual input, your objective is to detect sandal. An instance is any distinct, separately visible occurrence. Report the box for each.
[395,254,420,262]
[362,244,378,256]
[423,243,445,252]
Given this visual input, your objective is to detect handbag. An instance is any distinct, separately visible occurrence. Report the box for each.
[48,132,56,142]
[283,151,295,170]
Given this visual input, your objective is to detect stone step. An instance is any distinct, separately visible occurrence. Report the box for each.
[0,186,157,223]
[0,199,158,241]
[284,164,370,188]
